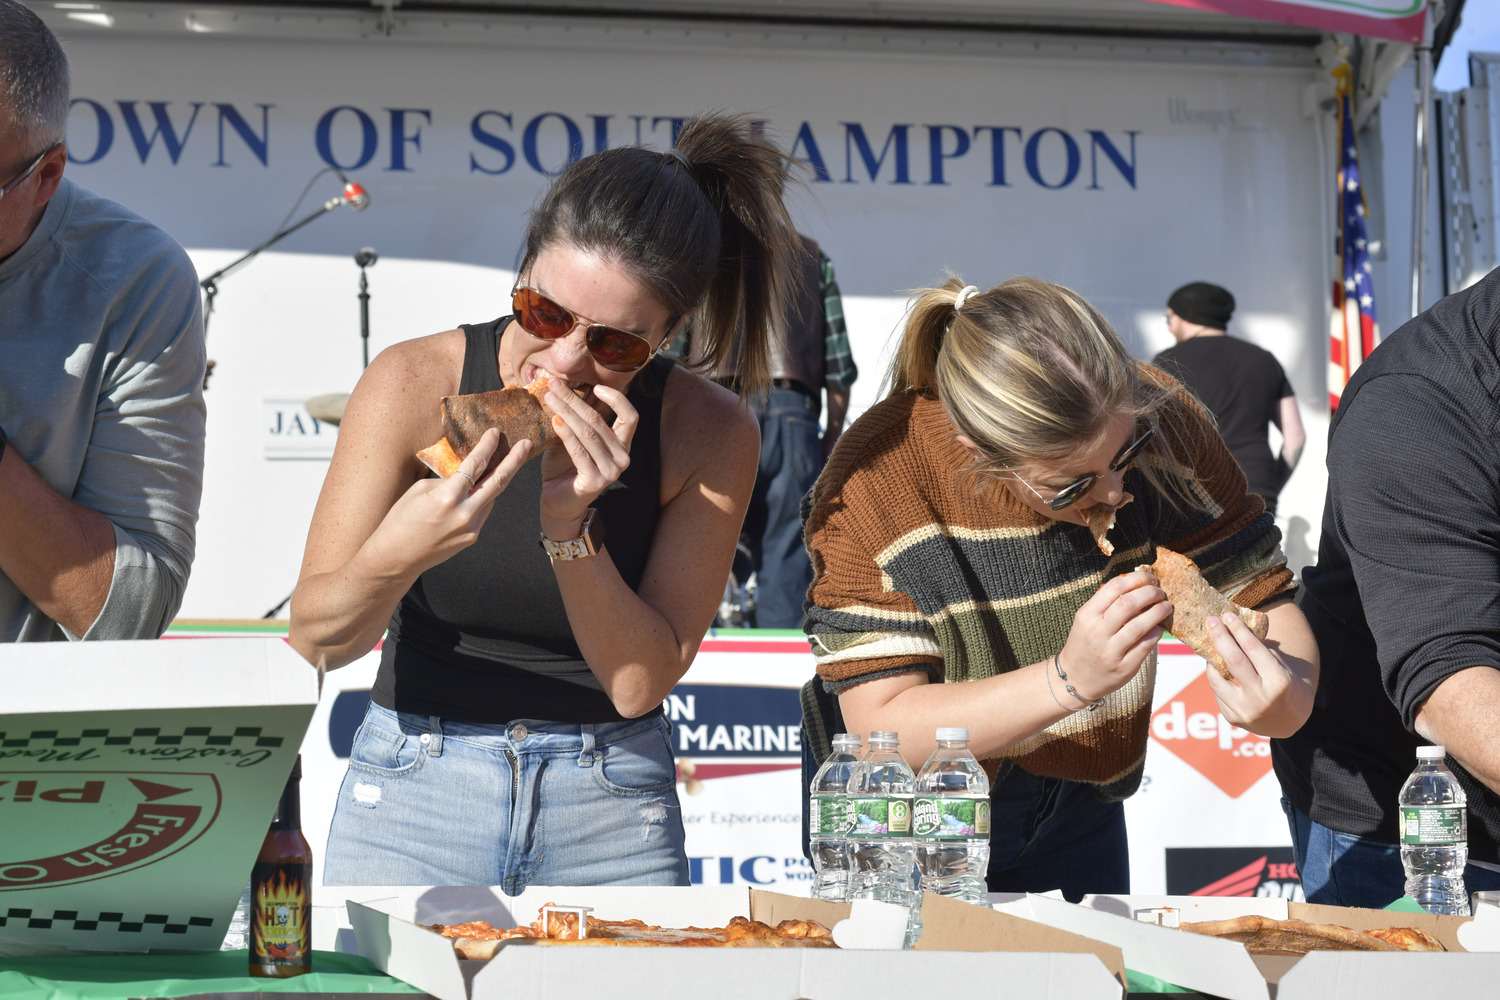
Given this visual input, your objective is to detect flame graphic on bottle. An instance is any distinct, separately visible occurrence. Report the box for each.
[252,865,309,963]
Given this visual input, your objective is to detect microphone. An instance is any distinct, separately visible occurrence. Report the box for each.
[334,169,370,211]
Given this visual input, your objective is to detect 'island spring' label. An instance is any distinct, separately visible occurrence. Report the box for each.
[912,796,991,838]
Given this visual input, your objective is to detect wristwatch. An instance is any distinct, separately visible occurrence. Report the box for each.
[540,508,605,561]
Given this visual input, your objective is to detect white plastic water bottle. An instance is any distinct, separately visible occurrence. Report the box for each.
[914,727,991,904]
[847,731,920,946]
[1399,745,1470,915]
[808,733,863,901]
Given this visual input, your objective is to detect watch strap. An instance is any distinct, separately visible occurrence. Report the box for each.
[540,508,604,561]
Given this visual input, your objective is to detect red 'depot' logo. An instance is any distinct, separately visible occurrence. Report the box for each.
[1149,672,1273,798]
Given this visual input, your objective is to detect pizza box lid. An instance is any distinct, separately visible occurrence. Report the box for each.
[994,892,1500,1000]
[0,638,318,957]
[340,885,1123,1000]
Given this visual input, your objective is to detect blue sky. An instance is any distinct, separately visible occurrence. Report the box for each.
[1435,0,1500,91]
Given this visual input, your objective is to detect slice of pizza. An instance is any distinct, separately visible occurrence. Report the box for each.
[416,373,576,478]
[427,919,543,960]
[1179,915,1402,955]
[1366,926,1447,951]
[1080,492,1134,555]
[428,907,837,956]
[1137,547,1270,679]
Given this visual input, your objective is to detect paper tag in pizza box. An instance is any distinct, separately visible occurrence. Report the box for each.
[1458,894,1500,952]
[0,638,317,957]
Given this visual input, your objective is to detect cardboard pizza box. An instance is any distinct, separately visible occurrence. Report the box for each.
[338,885,1125,1000]
[994,892,1500,1000]
[0,638,318,957]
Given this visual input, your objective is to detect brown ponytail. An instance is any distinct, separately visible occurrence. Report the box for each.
[524,109,798,399]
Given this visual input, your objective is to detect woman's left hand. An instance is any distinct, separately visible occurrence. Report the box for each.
[539,381,639,535]
[1204,611,1315,737]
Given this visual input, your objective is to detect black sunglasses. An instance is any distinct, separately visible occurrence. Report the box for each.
[512,284,677,374]
[1015,421,1157,511]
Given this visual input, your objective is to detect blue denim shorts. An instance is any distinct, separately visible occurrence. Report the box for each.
[323,702,689,893]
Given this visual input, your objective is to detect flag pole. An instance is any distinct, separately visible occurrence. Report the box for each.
[1409,1,1435,318]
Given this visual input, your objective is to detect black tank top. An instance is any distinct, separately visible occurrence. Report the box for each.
[371,317,673,723]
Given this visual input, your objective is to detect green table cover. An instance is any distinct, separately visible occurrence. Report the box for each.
[0,949,425,999]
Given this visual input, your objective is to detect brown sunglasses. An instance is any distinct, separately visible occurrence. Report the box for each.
[512,284,677,373]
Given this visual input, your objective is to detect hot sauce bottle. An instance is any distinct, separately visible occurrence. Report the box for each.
[249,754,312,977]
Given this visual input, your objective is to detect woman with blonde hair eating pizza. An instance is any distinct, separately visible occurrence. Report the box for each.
[800,275,1319,899]
[290,111,799,890]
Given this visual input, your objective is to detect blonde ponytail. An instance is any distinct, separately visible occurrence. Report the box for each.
[884,277,972,396]
[892,274,1211,510]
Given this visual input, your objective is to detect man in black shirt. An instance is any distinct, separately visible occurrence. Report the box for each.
[1272,266,1500,907]
[1153,282,1305,515]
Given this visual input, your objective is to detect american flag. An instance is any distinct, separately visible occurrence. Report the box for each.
[1329,65,1379,410]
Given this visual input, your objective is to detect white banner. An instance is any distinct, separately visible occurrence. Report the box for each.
[45,22,1333,621]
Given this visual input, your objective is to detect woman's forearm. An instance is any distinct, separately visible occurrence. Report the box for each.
[289,542,419,671]
[551,551,698,718]
[839,663,1085,768]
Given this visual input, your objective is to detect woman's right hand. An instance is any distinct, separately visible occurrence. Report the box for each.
[1057,570,1173,701]
[363,428,532,578]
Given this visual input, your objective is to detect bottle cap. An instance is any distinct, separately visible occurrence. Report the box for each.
[1416,745,1446,759]
[936,727,969,742]
[832,733,863,748]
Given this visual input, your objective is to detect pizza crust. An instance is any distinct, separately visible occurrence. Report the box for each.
[1178,915,1444,955]
[1080,493,1133,556]
[1138,547,1269,679]
[416,374,577,478]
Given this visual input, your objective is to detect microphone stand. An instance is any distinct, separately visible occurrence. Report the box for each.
[354,246,378,369]
[199,193,350,338]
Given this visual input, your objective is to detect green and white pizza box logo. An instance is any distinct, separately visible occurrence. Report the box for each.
[0,771,222,889]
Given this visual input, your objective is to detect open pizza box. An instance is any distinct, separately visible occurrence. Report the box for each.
[340,885,1126,1000]
[0,638,318,957]
[993,892,1500,1000]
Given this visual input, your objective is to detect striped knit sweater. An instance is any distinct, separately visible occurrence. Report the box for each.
[801,375,1293,800]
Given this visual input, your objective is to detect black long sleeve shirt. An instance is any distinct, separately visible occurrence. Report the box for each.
[1273,266,1500,862]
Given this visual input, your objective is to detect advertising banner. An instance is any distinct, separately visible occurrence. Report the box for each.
[166,624,1297,897]
[1133,0,1427,43]
[45,21,1332,621]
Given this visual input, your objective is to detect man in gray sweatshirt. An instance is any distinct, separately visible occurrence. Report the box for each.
[0,0,206,641]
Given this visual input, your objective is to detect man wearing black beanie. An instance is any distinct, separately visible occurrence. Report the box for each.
[1152,282,1305,515]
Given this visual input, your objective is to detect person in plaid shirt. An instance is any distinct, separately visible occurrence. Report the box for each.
[677,233,857,627]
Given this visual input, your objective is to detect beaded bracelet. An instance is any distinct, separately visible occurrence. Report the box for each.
[1053,653,1104,712]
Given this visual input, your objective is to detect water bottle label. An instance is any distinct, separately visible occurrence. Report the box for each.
[852,795,913,837]
[912,796,991,838]
[1400,806,1467,845]
[814,797,855,836]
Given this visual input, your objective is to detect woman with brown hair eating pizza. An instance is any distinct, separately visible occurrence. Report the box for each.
[289,111,799,891]
[800,275,1320,901]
